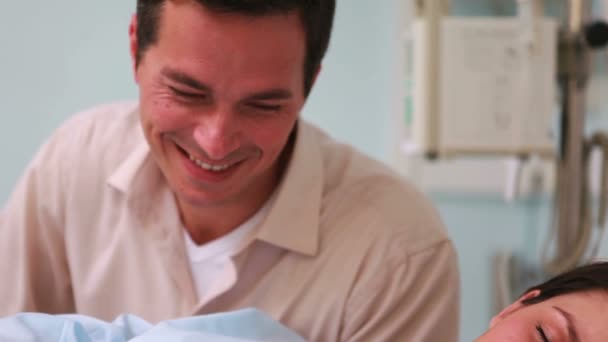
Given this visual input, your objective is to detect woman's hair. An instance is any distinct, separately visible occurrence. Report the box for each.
[522,262,608,305]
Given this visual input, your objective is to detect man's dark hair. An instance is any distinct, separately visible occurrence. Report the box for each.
[522,262,608,305]
[135,0,336,97]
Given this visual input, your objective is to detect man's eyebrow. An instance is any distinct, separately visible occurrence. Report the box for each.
[553,306,581,342]
[160,67,211,92]
[245,89,293,101]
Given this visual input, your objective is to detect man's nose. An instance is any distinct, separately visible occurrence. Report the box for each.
[192,109,241,160]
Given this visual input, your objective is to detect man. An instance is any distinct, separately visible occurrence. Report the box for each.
[0,1,459,341]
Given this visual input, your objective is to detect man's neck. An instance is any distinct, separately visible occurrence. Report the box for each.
[179,177,277,246]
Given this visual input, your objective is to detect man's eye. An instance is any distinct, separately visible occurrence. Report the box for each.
[536,325,550,342]
[249,103,281,112]
[169,86,203,99]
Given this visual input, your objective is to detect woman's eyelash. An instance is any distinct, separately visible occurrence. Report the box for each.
[536,325,550,342]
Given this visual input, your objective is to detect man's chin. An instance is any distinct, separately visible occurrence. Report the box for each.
[178,190,236,208]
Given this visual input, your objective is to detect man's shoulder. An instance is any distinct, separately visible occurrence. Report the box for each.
[58,101,140,143]
[41,101,143,183]
[53,101,140,154]
[310,125,449,253]
[71,101,138,120]
[301,121,411,194]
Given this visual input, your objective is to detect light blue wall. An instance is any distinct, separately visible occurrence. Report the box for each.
[302,0,398,160]
[0,2,137,204]
[3,2,607,342]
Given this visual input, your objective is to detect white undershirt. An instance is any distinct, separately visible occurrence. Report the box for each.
[183,198,273,305]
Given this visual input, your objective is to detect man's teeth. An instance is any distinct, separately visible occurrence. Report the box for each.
[189,155,232,172]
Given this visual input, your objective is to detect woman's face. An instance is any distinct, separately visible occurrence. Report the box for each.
[475,290,608,341]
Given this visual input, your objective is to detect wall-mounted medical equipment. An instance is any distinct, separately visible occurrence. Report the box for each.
[406,4,557,158]
[405,0,608,313]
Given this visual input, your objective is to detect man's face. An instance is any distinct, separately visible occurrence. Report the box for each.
[131,1,308,208]
[475,291,608,342]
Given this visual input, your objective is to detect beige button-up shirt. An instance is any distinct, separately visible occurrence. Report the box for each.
[0,102,459,341]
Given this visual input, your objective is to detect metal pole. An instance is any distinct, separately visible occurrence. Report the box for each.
[418,0,449,158]
[554,0,591,270]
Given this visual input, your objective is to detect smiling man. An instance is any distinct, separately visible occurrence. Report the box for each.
[0,1,459,341]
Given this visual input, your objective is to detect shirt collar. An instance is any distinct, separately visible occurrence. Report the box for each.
[107,114,323,257]
[255,121,323,256]
[106,140,151,195]
[106,108,163,203]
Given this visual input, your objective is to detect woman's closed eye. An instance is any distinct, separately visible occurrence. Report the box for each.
[536,325,550,342]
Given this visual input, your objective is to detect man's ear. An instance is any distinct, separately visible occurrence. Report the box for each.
[128,14,139,82]
[489,289,541,328]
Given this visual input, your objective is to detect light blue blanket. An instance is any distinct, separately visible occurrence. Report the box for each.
[0,308,305,342]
